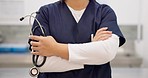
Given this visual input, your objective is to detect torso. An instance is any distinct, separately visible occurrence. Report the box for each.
[37,0,115,78]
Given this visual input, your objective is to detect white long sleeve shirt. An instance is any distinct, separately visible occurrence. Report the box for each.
[68,34,119,65]
[39,34,119,72]
[39,6,119,72]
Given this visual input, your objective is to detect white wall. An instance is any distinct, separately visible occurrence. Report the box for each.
[108,0,140,25]
[24,0,58,14]
[140,0,148,67]
[20,0,58,25]
[134,0,148,67]
[97,0,140,25]
[0,0,141,25]
[0,0,58,25]
[26,0,141,25]
[0,0,25,25]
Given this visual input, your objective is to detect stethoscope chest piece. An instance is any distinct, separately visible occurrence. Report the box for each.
[29,66,39,77]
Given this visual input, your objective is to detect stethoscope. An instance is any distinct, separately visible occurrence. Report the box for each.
[20,12,47,77]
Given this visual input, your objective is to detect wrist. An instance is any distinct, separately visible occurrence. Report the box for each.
[54,43,69,60]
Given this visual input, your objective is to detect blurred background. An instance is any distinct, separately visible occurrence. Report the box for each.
[0,0,148,78]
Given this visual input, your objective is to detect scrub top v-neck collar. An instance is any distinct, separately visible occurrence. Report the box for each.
[67,5,86,23]
[62,1,93,25]
[59,1,96,43]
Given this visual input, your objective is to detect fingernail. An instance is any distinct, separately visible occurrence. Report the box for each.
[31,51,34,54]
[28,35,30,38]
[30,41,33,45]
[104,27,108,29]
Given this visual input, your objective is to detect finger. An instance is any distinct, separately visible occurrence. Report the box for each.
[100,34,112,39]
[47,36,53,38]
[30,41,40,46]
[31,46,39,51]
[29,35,42,41]
[96,27,108,34]
[93,34,112,41]
[98,34,112,39]
[99,31,112,34]
[99,36,111,41]
[31,51,40,55]
[96,31,112,36]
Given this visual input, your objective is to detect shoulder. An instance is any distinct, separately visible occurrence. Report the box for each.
[38,1,61,12]
[95,1,114,11]
[94,2,117,19]
[95,2,115,14]
[100,4,115,15]
[36,1,61,19]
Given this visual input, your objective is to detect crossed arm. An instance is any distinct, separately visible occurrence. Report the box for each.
[29,27,119,65]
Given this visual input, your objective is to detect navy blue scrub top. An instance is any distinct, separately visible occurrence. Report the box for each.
[31,0,126,78]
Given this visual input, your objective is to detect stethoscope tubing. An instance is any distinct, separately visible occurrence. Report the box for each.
[20,12,47,67]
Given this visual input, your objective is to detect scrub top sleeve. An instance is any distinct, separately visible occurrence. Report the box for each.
[98,5,126,47]
[28,6,50,51]
[32,6,50,36]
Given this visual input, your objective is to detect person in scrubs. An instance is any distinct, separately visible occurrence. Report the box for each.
[29,0,126,78]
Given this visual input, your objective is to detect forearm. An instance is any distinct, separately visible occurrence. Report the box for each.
[55,34,119,65]
[55,43,69,60]
[68,34,119,65]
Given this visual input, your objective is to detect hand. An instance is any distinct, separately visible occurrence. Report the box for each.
[29,35,58,57]
[92,27,112,42]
